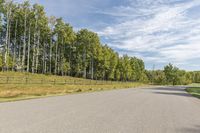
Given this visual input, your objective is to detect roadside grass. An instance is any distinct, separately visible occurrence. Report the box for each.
[188,83,200,87]
[186,87,200,99]
[0,72,147,102]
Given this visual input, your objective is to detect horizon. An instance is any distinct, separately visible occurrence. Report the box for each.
[15,0,200,71]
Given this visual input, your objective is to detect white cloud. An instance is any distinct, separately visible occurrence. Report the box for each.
[14,0,200,70]
[97,0,200,70]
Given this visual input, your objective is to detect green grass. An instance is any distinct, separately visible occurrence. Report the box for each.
[188,83,200,87]
[0,72,148,102]
[186,87,200,99]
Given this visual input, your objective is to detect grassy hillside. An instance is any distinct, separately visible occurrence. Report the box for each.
[0,72,147,102]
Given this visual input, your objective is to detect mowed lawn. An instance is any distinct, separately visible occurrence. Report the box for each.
[0,72,147,102]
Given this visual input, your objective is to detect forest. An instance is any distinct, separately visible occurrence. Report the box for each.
[0,0,200,85]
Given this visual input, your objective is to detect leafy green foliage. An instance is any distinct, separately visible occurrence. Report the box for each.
[146,64,193,85]
[0,1,147,82]
[0,1,198,85]
[192,71,200,83]
[164,64,193,85]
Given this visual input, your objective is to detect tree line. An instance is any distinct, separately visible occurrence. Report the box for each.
[0,1,199,85]
[0,0,146,81]
[146,64,200,85]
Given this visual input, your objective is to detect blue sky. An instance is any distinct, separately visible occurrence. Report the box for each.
[15,0,200,70]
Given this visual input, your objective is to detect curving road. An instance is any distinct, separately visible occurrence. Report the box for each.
[0,86,200,133]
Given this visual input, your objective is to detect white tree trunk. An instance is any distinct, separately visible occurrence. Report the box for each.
[83,47,87,78]
[4,6,11,71]
[27,24,31,72]
[32,17,38,73]
[12,19,18,71]
[22,10,27,71]
[49,36,52,74]
[35,30,40,73]
[54,35,58,75]
[7,14,11,71]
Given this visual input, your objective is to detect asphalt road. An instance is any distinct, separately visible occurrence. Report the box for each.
[0,86,200,133]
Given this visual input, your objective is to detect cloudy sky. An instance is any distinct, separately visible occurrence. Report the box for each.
[15,0,200,70]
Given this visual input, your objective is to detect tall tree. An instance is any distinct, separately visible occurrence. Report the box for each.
[3,0,196,86]
[0,0,4,32]
[3,1,12,71]
[48,16,56,74]
[164,63,179,85]
[21,1,29,71]
[76,29,101,79]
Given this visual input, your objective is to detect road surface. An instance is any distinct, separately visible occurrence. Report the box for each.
[0,86,200,133]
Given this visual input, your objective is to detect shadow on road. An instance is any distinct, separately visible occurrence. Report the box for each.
[178,125,200,133]
[154,92,193,98]
[149,87,186,92]
[149,87,193,98]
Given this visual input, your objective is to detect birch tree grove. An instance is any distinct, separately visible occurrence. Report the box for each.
[0,0,148,82]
